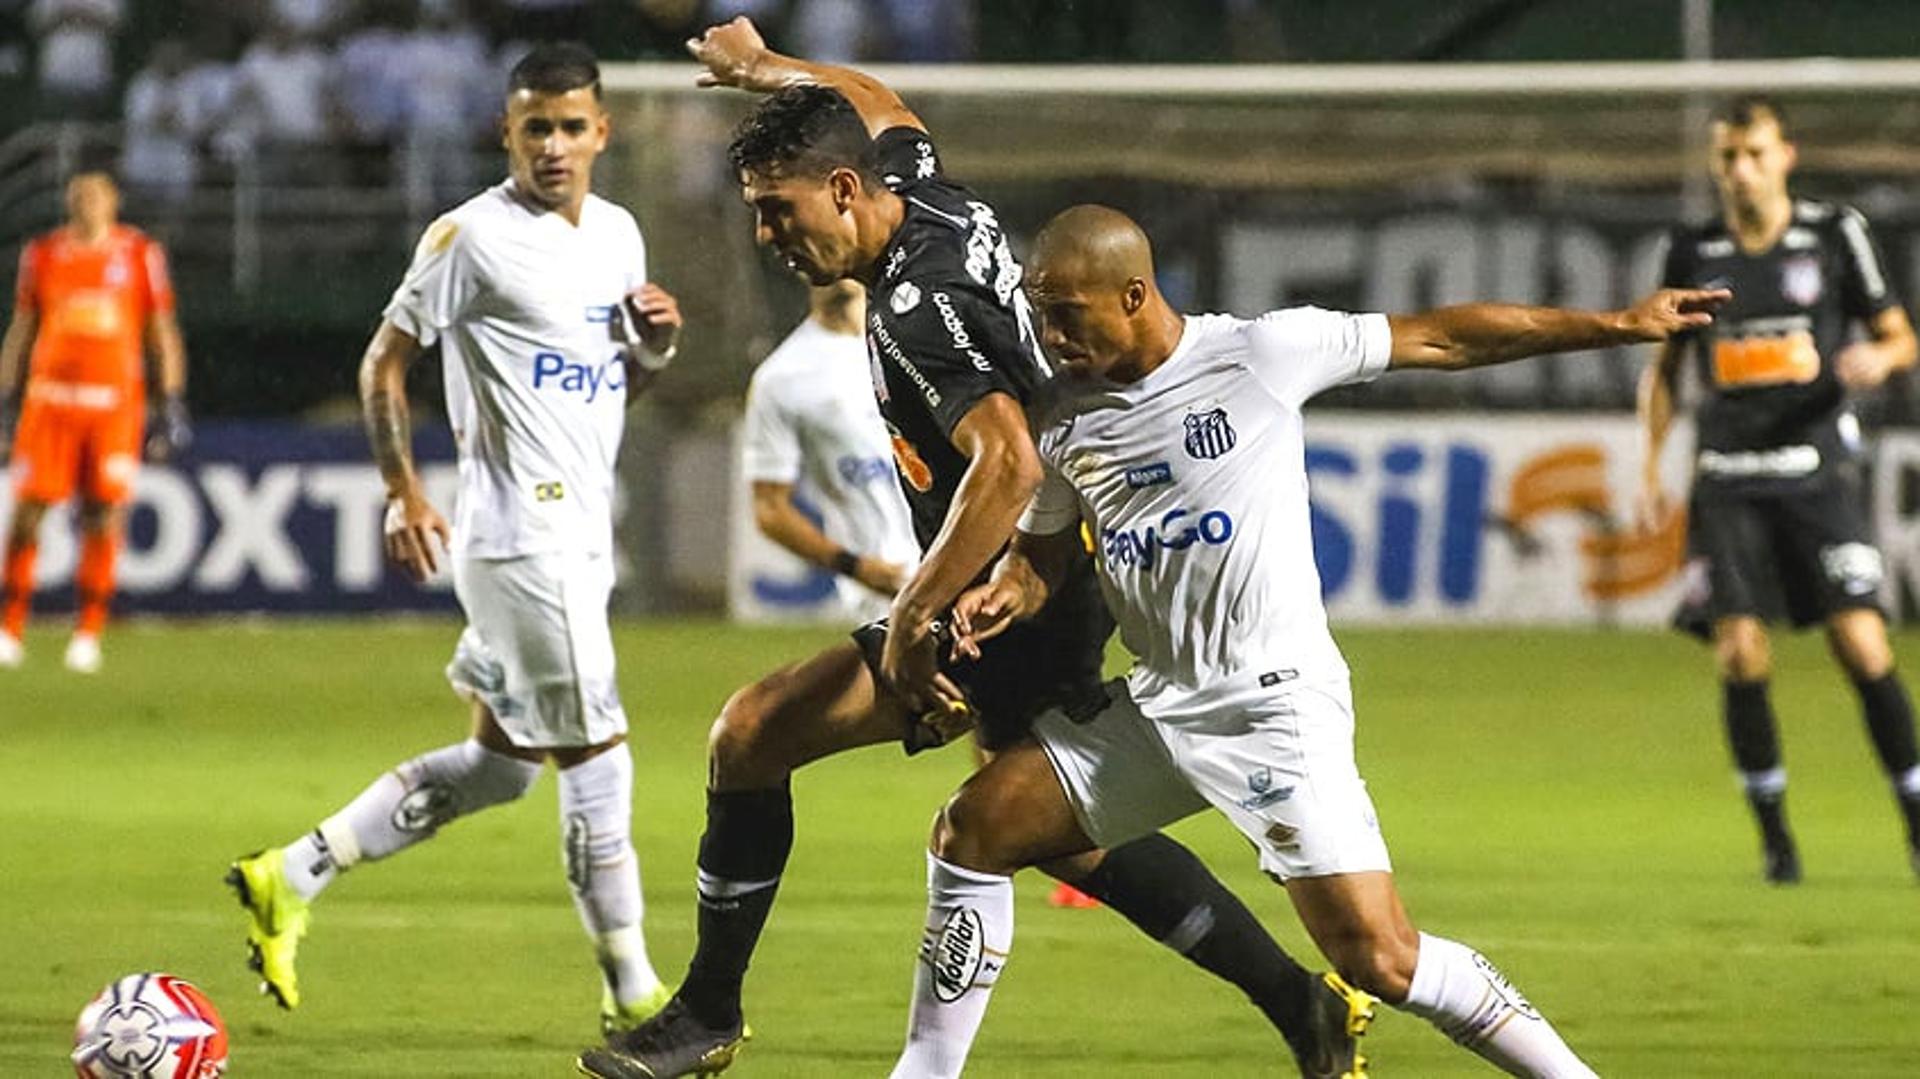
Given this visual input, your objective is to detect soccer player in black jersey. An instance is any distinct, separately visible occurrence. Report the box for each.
[579,17,1371,1079]
[1639,95,1920,885]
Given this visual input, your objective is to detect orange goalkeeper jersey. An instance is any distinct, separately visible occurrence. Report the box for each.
[15,225,175,393]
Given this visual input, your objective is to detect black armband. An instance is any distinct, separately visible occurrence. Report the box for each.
[828,549,862,577]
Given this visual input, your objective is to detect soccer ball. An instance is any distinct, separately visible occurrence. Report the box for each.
[72,973,228,1079]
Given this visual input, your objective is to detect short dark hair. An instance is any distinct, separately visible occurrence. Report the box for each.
[509,42,601,100]
[1713,94,1787,135]
[727,85,880,184]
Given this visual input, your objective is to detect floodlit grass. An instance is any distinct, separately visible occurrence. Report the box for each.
[4,619,1918,1076]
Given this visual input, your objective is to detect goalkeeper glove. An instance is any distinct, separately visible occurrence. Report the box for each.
[147,395,193,461]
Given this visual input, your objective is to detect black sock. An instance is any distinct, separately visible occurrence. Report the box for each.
[679,784,794,1028]
[1076,834,1316,1052]
[1853,672,1920,777]
[1854,673,1920,846]
[1724,680,1793,849]
[1723,679,1782,774]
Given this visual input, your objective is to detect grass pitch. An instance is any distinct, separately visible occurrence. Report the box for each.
[4,619,1919,1077]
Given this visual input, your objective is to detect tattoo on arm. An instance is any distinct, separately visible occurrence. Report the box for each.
[365,381,414,489]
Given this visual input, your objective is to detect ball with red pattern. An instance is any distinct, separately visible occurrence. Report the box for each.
[73,973,228,1079]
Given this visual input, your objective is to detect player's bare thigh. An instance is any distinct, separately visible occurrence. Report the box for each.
[709,641,915,790]
[932,737,1096,876]
[1284,870,1421,1003]
[972,738,1104,881]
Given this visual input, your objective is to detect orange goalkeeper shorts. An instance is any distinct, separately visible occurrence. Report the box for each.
[10,387,144,506]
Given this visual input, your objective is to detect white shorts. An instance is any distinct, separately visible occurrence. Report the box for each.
[1033,677,1391,881]
[446,551,626,749]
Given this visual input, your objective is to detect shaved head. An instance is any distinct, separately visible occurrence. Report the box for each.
[1031,204,1156,294]
[1025,204,1181,382]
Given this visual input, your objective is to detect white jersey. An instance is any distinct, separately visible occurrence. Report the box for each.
[1021,307,1391,722]
[741,317,918,619]
[384,180,647,560]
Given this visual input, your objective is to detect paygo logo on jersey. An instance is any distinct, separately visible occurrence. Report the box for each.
[1102,507,1234,571]
[532,350,626,404]
[1305,424,1685,619]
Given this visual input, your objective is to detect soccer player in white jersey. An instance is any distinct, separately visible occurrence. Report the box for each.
[742,278,916,622]
[885,205,1729,1078]
[225,44,684,1035]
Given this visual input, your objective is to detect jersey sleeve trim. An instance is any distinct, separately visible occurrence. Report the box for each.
[1353,312,1392,382]
[382,215,470,348]
[1017,457,1081,536]
[1837,206,1895,314]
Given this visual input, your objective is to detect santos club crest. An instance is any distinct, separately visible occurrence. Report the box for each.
[1183,408,1236,460]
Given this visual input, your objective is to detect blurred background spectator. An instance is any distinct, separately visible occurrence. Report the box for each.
[118,39,198,206]
[29,0,123,118]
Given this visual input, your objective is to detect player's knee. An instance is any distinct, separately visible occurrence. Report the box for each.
[77,502,122,534]
[1828,618,1893,680]
[929,787,1014,875]
[1715,625,1771,681]
[708,680,786,778]
[7,500,47,540]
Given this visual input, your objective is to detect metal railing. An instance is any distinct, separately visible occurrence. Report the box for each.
[0,122,503,301]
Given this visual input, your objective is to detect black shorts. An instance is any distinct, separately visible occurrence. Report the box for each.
[851,562,1114,753]
[1675,471,1885,638]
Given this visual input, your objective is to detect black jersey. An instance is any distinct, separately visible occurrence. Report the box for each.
[858,127,1112,731]
[1661,199,1899,489]
[865,126,1053,546]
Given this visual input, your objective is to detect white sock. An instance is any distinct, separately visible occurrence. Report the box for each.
[278,739,542,901]
[889,854,1013,1079]
[559,744,663,1009]
[280,831,340,901]
[1399,933,1597,1078]
[1894,765,1920,799]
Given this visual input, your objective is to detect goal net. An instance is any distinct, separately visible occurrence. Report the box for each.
[600,58,1920,415]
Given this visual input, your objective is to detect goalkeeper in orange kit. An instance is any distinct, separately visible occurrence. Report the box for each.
[0,172,190,672]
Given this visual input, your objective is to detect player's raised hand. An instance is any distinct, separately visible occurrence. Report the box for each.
[1621,287,1732,341]
[880,619,974,733]
[623,283,682,359]
[686,16,773,89]
[948,580,1023,662]
[383,489,452,584]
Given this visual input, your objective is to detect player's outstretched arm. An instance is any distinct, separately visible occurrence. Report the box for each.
[1386,287,1731,372]
[1634,338,1686,529]
[881,391,1041,711]
[752,480,907,596]
[686,15,924,135]
[359,319,451,583]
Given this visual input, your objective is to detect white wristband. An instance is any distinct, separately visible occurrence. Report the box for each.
[634,341,677,372]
